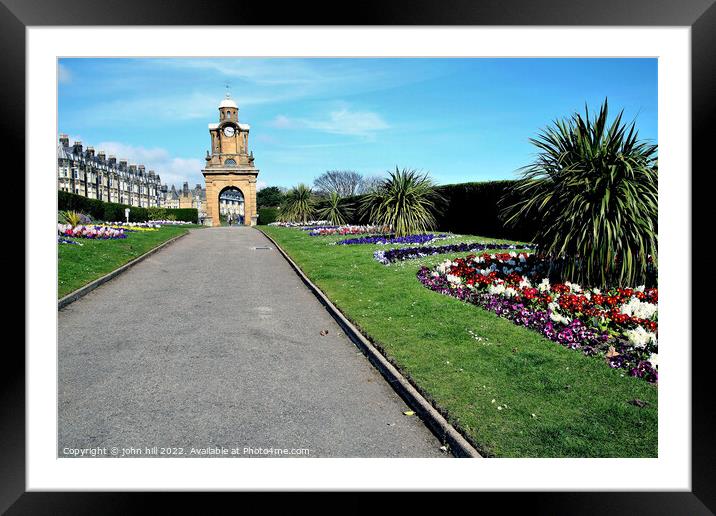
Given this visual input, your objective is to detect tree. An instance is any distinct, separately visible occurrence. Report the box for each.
[257,186,285,208]
[360,167,444,237]
[278,184,316,223]
[317,191,353,225]
[313,170,365,197]
[358,175,384,194]
[501,99,658,287]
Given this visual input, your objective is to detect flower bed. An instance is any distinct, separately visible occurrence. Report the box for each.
[337,233,448,246]
[374,241,537,265]
[268,220,329,227]
[147,220,193,226]
[58,224,127,240]
[58,236,83,245]
[108,221,162,229]
[418,252,658,383]
[300,225,340,232]
[308,225,391,236]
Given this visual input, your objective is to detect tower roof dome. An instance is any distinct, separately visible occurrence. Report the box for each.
[219,93,237,109]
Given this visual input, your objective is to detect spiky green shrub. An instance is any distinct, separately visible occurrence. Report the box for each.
[279,184,317,223]
[360,167,444,237]
[317,191,353,225]
[501,99,658,287]
[59,210,86,226]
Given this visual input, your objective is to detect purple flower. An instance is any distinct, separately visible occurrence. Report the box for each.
[377,242,537,264]
[338,234,447,246]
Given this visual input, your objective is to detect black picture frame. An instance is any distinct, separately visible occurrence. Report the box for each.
[7,0,710,512]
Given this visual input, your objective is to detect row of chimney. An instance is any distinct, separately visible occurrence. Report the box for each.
[60,134,157,177]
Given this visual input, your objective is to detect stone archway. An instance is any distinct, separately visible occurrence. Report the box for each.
[218,186,246,225]
[203,174,257,227]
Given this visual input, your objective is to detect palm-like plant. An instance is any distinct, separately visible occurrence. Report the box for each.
[317,191,353,225]
[501,99,658,288]
[60,210,85,226]
[360,167,444,237]
[278,184,316,223]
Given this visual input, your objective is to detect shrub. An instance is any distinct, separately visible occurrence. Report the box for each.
[257,186,285,208]
[59,210,86,226]
[58,191,198,223]
[258,207,279,225]
[278,184,316,223]
[147,207,169,220]
[435,181,539,241]
[501,99,658,287]
[317,191,353,225]
[359,167,444,237]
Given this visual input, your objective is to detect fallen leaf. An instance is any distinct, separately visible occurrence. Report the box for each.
[403,410,415,416]
[628,399,649,408]
[319,329,329,336]
[606,346,620,358]
[439,445,448,452]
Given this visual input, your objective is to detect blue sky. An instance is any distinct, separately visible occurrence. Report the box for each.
[58,58,657,190]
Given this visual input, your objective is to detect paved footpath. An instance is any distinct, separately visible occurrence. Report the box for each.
[59,227,445,458]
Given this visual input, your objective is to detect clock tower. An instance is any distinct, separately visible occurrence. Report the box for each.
[202,91,259,226]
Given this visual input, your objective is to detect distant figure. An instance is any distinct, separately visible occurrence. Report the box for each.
[227,214,232,226]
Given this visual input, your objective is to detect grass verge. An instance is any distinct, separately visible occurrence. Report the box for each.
[58,225,200,298]
[260,226,657,457]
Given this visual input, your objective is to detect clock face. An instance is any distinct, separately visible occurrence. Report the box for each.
[223,126,235,137]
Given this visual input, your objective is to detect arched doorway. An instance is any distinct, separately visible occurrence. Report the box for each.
[218,186,245,225]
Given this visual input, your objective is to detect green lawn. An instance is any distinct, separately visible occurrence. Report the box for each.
[58,225,201,298]
[260,226,658,458]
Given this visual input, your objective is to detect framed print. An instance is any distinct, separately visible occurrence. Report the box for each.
[6,0,713,511]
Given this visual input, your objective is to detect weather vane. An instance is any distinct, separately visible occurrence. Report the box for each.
[225,82,231,99]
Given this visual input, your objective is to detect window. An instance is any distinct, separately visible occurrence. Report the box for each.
[225,158,236,166]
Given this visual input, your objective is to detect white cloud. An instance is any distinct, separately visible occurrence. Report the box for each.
[269,108,389,138]
[58,64,71,84]
[271,115,293,129]
[94,141,204,187]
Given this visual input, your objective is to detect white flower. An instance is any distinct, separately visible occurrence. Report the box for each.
[624,326,658,349]
[503,287,518,298]
[649,353,658,369]
[565,281,582,293]
[518,277,532,289]
[446,274,462,285]
[620,297,658,320]
[549,311,571,325]
[537,278,551,292]
[635,285,646,293]
[488,283,506,296]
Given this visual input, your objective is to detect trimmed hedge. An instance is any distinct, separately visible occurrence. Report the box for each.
[318,181,537,241]
[58,191,198,224]
[435,181,538,242]
[257,207,279,225]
